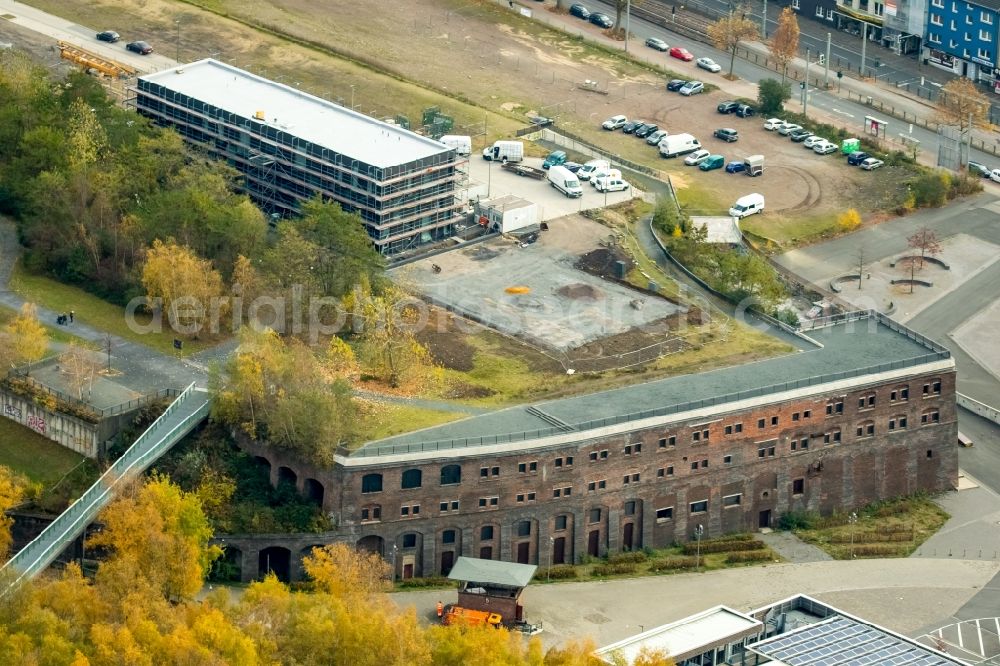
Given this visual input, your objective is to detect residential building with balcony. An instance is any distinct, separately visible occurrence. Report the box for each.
[133,59,463,255]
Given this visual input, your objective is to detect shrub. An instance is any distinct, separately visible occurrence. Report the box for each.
[948,173,983,198]
[681,539,767,555]
[775,308,800,327]
[725,550,774,563]
[396,576,453,589]
[539,565,579,580]
[910,171,949,208]
[758,78,791,115]
[592,562,638,576]
[608,551,648,564]
[648,556,699,572]
[778,510,821,530]
[837,208,862,232]
[653,197,684,235]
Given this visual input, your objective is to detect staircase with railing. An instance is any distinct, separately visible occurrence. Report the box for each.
[1,383,210,588]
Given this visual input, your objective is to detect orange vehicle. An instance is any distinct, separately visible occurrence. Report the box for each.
[442,605,503,628]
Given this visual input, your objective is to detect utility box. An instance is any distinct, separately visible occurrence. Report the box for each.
[842,138,861,154]
[474,195,539,233]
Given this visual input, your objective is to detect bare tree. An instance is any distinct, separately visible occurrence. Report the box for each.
[62,343,98,401]
[935,79,989,165]
[707,9,760,78]
[612,0,644,37]
[769,7,800,84]
[907,227,942,269]
[855,247,866,291]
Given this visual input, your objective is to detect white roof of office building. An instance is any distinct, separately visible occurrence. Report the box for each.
[140,59,451,168]
[595,606,762,664]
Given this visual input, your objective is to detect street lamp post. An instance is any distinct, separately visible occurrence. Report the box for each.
[624,0,632,54]
[175,19,180,63]
[694,524,704,572]
[848,512,858,558]
[350,84,356,110]
[391,544,398,583]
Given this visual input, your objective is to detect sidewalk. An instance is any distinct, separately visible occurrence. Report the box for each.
[912,471,1000,561]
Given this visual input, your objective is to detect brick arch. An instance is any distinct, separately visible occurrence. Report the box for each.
[438,527,461,576]
[357,534,385,557]
[621,498,643,552]
[258,546,292,582]
[550,513,575,566]
[211,545,243,582]
[303,478,324,505]
[512,517,539,565]
[277,466,297,487]
[395,531,424,580]
[584,505,609,559]
[477,522,500,561]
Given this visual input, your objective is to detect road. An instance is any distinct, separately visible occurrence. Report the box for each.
[573,0,1000,167]
[0,0,176,73]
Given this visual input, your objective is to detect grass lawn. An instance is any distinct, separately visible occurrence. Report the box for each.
[0,304,87,349]
[8,261,223,356]
[787,494,949,559]
[742,211,840,247]
[0,418,86,487]
[351,403,464,447]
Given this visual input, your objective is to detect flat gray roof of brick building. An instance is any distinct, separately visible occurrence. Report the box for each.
[354,313,949,456]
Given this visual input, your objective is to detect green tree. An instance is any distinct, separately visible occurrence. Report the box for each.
[757,78,791,115]
[357,287,439,389]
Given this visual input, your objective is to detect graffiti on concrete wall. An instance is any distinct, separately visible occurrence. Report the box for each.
[3,404,22,420]
[26,415,46,434]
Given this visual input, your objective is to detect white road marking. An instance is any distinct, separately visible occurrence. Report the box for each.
[831,108,856,118]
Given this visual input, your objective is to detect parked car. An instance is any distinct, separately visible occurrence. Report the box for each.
[713,128,739,142]
[578,159,610,181]
[645,129,668,145]
[684,149,711,166]
[813,141,838,155]
[777,123,802,136]
[698,154,726,171]
[96,30,120,43]
[594,176,630,192]
[670,46,694,61]
[563,161,584,173]
[646,37,669,51]
[968,161,992,177]
[990,169,1000,183]
[589,12,613,28]
[860,158,884,170]
[679,80,704,96]
[635,123,660,138]
[542,150,568,169]
[725,160,746,174]
[789,129,813,142]
[735,104,755,118]
[569,3,591,19]
[622,119,646,134]
[763,118,786,131]
[696,57,721,73]
[717,100,740,114]
[847,151,871,166]
[126,41,153,55]
[803,135,827,149]
[666,79,688,92]
[602,114,628,130]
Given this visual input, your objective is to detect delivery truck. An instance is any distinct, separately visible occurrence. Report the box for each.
[482,140,524,162]
[658,133,701,158]
[547,165,583,197]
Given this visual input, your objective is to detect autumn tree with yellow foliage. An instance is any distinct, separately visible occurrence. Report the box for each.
[356,287,440,389]
[141,238,227,336]
[5,302,48,375]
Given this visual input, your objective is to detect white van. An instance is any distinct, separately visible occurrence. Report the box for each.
[658,133,701,158]
[729,193,765,219]
[594,176,630,193]
[548,165,583,197]
[482,140,524,162]
[589,167,621,186]
[578,159,610,181]
[439,134,472,156]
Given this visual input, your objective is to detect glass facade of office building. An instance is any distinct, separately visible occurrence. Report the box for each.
[134,78,462,255]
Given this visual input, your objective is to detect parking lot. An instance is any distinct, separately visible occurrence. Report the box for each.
[464,155,637,220]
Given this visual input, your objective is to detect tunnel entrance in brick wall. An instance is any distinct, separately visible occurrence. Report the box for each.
[211,545,243,582]
[258,546,291,582]
[277,466,297,487]
[357,535,385,557]
[303,478,324,505]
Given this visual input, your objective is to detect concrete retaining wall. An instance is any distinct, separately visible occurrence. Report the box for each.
[0,388,100,458]
[957,393,1000,426]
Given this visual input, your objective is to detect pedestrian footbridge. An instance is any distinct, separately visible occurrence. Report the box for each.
[1,383,210,587]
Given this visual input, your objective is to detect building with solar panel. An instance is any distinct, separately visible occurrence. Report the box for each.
[596,594,966,666]
[133,59,463,255]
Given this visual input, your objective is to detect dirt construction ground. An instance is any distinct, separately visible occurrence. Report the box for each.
[20,0,908,241]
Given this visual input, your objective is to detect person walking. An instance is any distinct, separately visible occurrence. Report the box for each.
[436,600,444,619]
[69,310,75,323]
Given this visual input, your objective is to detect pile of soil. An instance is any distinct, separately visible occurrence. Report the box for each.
[557,283,603,301]
[414,310,477,372]
[575,247,633,277]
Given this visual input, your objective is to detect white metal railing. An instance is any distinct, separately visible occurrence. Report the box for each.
[2,383,210,588]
